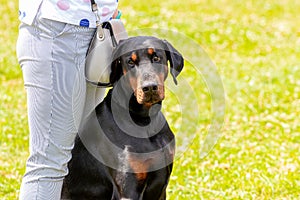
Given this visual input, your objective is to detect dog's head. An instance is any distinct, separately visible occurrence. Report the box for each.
[110,36,184,107]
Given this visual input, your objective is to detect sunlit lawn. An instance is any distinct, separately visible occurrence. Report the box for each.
[1,0,299,199]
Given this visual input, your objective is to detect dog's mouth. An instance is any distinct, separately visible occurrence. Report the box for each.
[135,85,165,107]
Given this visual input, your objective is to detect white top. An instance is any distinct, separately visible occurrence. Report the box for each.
[19,0,118,28]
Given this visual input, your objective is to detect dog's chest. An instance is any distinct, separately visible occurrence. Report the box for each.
[95,94,175,171]
[96,96,174,150]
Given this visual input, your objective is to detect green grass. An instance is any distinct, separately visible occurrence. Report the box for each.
[1,0,300,199]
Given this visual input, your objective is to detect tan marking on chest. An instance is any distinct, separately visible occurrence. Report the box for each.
[127,156,153,181]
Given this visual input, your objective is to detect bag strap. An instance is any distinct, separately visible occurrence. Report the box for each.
[90,0,100,26]
[90,0,105,39]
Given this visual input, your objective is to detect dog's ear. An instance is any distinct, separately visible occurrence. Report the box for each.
[110,58,123,85]
[163,40,184,85]
[110,40,126,85]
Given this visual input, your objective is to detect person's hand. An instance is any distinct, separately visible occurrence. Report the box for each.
[112,9,122,19]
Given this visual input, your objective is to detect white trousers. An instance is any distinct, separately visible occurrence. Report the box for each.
[17,13,105,200]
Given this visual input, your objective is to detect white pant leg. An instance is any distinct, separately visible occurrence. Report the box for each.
[17,14,96,200]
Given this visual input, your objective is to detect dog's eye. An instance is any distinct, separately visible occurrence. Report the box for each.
[152,55,161,63]
[127,59,135,67]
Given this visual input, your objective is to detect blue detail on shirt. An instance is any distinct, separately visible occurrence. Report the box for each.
[79,19,90,27]
[19,10,26,19]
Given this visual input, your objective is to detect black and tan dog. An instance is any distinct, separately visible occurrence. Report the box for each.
[61,36,184,200]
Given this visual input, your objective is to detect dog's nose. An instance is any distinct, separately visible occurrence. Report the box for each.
[142,85,158,93]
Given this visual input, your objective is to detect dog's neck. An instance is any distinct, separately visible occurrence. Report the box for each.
[128,95,162,126]
[108,79,163,127]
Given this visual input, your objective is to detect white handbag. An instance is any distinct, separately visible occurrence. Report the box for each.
[85,0,128,87]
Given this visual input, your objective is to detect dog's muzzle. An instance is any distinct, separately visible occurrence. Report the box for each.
[135,81,165,106]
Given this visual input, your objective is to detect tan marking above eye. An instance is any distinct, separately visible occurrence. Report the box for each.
[147,48,154,55]
[131,52,137,61]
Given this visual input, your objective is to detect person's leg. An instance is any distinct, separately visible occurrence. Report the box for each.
[17,15,95,199]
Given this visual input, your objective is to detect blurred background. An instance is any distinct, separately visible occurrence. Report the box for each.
[1,0,299,199]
